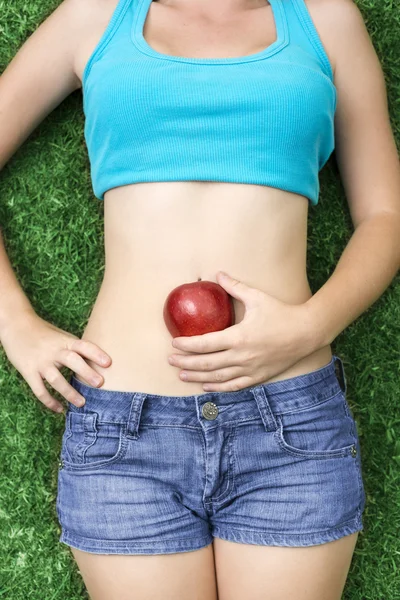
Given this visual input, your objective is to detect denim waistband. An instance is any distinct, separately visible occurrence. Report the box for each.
[68,355,347,432]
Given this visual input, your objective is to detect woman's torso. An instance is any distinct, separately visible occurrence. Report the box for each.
[72,0,337,395]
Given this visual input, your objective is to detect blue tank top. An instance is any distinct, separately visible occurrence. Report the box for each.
[82,0,336,206]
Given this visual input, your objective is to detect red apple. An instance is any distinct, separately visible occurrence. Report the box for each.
[163,280,235,337]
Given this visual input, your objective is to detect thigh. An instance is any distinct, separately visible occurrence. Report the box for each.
[70,543,218,600]
[214,533,359,600]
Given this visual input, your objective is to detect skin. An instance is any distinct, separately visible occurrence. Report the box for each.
[73,0,335,396]
[1,0,399,597]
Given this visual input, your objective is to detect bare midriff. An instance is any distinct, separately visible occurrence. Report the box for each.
[73,0,336,395]
[74,181,333,395]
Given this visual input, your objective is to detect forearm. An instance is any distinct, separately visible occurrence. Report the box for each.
[0,227,36,340]
[305,213,400,350]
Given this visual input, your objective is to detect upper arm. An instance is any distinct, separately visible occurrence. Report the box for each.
[328,0,400,228]
[0,0,85,172]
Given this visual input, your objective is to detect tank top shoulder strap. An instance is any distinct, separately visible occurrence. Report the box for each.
[279,0,334,82]
[83,0,138,87]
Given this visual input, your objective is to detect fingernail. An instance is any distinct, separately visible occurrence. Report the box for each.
[100,356,109,365]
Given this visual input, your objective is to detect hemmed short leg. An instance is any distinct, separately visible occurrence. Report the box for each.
[59,529,214,555]
[211,512,364,548]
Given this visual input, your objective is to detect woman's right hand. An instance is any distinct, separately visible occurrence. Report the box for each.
[0,310,112,414]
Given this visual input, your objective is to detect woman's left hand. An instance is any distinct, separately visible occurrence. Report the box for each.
[168,271,319,392]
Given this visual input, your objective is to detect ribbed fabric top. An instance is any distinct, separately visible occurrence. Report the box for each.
[82,0,337,206]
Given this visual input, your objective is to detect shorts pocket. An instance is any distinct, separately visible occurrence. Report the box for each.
[274,390,358,459]
[60,408,129,471]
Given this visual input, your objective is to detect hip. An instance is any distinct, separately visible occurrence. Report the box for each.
[57,354,365,554]
[74,303,334,396]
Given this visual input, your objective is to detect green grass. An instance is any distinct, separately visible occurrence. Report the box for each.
[0,1,399,598]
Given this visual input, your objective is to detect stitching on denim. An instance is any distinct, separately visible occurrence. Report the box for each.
[122,418,266,430]
[273,388,344,417]
[212,515,362,537]
[274,417,353,459]
[62,413,74,462]
[229,417,261,427]
[140,423,203,431]
[206,425,237,504]
[251,386,279,432]
[62,425,129,471]
[353,441,366,514]
[338,392,360,450]
[56,469,63,521]
[61,528,213,546]
[79,413,98,463]
[228,424,238,498]
[266,374,337,398]
[199,416,264,430]
[195,427,207,504]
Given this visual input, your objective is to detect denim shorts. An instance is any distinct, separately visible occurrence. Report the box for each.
[56,354,366,555]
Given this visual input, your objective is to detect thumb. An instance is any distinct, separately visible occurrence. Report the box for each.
[216,271,258,305]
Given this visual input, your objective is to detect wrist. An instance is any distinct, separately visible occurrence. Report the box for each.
[0,306,37,344]
[302,298,328,353]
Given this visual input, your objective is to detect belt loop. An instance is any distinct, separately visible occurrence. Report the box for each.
[83,411,97,433]
[251,386,278,432]
[334,355,347,394]
[126,393,147,440]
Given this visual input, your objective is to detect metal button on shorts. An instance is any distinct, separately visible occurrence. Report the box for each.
[201,401,219,420]
[55,355,366,555]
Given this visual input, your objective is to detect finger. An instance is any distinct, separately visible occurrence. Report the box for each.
[69,338,111,367]
[57,349,104,387]
[29,372,66,413]
[202,376,254,393]
[169,349,237,372]
[178,365,243,384]
[172,326,240,354]
[39,365,86,408]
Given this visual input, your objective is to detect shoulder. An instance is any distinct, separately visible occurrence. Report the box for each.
[59,0,122,86]
[302,0,371,79]
[304,0,366,29]
[307,1,399,226]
